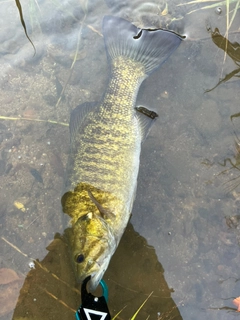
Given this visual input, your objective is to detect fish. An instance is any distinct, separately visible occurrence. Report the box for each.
[61,15,182,291]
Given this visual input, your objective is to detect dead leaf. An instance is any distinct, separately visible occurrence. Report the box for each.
[233,296,240,312]
[0,275,24,317]
[0,268,20,284]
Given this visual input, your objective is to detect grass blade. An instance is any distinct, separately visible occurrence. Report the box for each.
[130,292,153,320]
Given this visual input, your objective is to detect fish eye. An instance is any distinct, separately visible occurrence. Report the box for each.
[76,253,85,263]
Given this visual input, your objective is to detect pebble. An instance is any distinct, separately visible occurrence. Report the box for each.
[28,261,35,269]
[215,7,222,15]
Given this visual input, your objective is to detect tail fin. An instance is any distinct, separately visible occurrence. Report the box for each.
[102,16,182,75]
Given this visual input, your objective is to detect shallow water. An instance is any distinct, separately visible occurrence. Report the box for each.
[0,0,240,319]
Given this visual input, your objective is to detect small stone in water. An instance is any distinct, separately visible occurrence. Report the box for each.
[215,7,222,15]
[28,261,35,269]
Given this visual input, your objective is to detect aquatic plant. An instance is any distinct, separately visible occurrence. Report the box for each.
[218,120,240,193]
[205,27,240,91]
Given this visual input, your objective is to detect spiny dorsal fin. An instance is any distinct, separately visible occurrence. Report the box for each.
[69,101,98,143]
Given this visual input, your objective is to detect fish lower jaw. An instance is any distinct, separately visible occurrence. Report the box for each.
[88,256,112,291]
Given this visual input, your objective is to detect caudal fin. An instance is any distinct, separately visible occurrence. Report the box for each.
[103,16,182,75]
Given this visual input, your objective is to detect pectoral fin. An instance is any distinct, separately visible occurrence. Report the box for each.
[87,190,115,219]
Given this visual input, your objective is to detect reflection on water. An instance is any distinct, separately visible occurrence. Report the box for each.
[0,0,240,319]
[205,27,240,92]
[11,232,79,319]
[104,224,183,319]
[10,224,182,319]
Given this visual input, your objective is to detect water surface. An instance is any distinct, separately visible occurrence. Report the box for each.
[0,0,239,319]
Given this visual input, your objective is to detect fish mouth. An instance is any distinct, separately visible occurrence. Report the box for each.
[76,260,104,291]
[77,225,117,291]
[88,258,110,291]
[81,257,111,292]
[88,237,117,291]
[88,269,106,291]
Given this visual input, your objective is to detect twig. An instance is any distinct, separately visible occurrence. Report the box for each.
[41,287,76,313]
[1,236,29,258]
[0,115,68,126]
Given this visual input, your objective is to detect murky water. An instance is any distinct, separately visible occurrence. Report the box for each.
[0,0,239,319]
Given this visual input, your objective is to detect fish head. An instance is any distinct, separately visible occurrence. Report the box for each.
[71,211,116,291]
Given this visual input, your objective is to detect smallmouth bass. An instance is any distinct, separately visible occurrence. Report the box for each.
[61,16,182,291]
